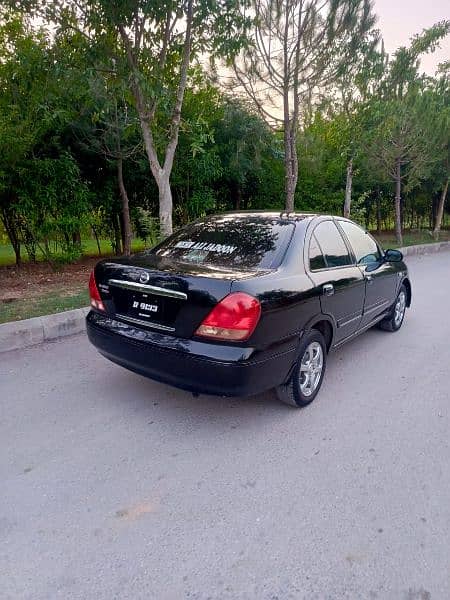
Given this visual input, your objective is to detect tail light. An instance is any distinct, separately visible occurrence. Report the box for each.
[195,292,261,341]
[89,270,105,311]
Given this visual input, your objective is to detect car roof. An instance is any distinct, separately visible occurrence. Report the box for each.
[207,211,320,223]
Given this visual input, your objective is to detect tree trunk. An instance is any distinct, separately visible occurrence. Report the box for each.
[118,0,193,238]
[365,201,371,231]
[23,238,36,262]
[20,223,36,262]
[343,158,353,218]
[1,208,21,266]
[290,130,298,209]
[92,226,101,256]
[282,5,293,214]
[433,178,449,240]
[112,215,122,255]
[117,156,132,256]
[13,241,21,265]
[376,191,382,235]
[235,184,242,211]
[283,126,295,212]
[136,114,176,238]
[158,176,173,238]
[72,230,81,248]
[394,158,403,246]
[431,195,437,230]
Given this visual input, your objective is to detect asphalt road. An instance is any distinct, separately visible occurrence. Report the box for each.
[1,252,450,600]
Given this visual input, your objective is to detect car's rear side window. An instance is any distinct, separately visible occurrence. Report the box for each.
[309,234,326,270]
[152,216,294,270]
[311,221,352,269]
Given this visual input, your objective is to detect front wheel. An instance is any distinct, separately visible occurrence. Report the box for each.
[378,284,407,332]
[275,330,327,408]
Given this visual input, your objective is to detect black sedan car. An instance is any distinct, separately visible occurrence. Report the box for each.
[86,212,411,407]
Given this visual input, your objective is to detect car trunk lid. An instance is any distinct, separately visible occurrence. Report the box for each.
[94,254,265,339]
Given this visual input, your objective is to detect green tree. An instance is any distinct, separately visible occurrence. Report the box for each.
[75,72,142,255]
[429,68,450,239]
[170,77,223,222]
[215,99,275,210]
[233,0,376,212]
[22,0,251,236]
[15,153,90,263]
[367,22,450,244]
[0,15,44,264]
[0,12,104,264]
[328,31,386,218]
[0,14,82,263]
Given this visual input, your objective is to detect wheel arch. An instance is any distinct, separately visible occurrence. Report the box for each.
[401,277,412,307]
[305,315,335,352]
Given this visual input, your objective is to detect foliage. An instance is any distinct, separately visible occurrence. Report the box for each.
[0,8,448,266]
[365,22,450,243]
[30,0,253,236]
[233,0,377,210]
[14,154,90,261]
[133,207,160,246]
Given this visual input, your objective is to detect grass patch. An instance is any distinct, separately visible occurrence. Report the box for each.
[372,230,450,248]
[0,287,89,324]
[1,228,448,325]
[1,231,448,266]
[0,238,147,267]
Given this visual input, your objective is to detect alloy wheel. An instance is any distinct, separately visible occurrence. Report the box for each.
[299,341,324,397]
[394,290,406,327]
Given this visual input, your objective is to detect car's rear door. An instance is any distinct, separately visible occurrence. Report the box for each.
[306,219,365,343]
[337,219,398,328]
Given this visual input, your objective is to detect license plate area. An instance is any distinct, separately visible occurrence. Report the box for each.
[128,292,164,323]
[109,284,183,330]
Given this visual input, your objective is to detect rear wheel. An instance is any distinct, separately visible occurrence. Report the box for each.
[276,330,327,408]
[378,284,407,332]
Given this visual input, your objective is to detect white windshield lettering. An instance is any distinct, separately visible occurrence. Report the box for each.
[174,240,237,254]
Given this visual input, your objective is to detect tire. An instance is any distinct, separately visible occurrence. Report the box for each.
[275,329,327,408]
[378,284,407,332]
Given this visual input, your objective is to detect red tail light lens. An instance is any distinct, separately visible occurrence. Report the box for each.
[89,271,105,311]
[195,292,261,341]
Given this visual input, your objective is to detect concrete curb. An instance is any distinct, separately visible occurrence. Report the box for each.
[0,306,90,354]
[398,240,450,256]
[1,240,449,354]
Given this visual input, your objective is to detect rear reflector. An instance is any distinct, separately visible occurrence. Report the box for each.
[195,292,261,341]
[89,271,105,311]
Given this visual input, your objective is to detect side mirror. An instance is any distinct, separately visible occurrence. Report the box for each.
[384,249,403,263]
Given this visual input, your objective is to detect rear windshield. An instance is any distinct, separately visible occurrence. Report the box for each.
[151,216,294,270]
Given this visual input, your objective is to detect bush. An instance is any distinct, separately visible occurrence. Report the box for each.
[133,207,160,246]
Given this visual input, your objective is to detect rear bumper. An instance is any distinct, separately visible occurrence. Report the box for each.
[86,311,296,397]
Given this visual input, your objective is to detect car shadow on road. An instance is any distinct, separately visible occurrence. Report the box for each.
[88,323,404,435]
[92,356,302,436]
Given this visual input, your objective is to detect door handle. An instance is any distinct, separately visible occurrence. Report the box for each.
[365,275,373,284]
[323,283,334,296]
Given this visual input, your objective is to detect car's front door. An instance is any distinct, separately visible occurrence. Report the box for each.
[337,219,398,328]
[307,219,365,343]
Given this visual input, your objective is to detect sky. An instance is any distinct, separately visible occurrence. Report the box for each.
[374,0,449,74]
